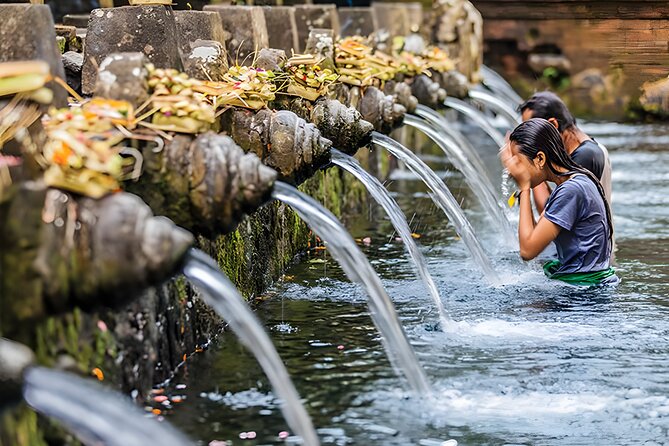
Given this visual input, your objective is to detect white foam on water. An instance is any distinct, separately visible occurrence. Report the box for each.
[442,318,599,341]
[436,388,613,417]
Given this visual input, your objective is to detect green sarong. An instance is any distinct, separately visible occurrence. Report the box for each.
[543,260,616,286]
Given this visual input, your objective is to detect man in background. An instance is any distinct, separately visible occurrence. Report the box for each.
[518,91,612,214]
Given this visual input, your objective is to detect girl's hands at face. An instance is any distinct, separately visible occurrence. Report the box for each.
[499,141,532,191]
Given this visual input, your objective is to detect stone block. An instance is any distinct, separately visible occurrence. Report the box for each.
[203,5,268,66]
[82,5,182,95]
[62,51,84,94]
[373,2,411,38]
[0,4,67,106]
[338,7,378,38]
[255,48,286,72]
[293,4,340,53]
[62,13,90,28]
[304,29,335,71]
[174,10,228,61]
[94,53,149,107]
[182,40,228,81]
[262,6,299,54]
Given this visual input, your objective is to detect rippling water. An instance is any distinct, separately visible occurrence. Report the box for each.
[166,121,669,445]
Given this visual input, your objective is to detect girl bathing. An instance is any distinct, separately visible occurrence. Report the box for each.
[500,118,617,286]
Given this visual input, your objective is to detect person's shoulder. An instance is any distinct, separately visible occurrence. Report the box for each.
[573,140,602,159]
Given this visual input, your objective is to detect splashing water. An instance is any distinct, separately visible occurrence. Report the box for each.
[480,64,524,106]
[403,113,516,243]
[469,88,522,127]
[331,149,452,329]
[443,97,506,147]
[414,105,496,186]
[372,132,500,283]
[23,367,194,446]
[443,98,515,202]
[272,181,432,395]
[182,249,320,446]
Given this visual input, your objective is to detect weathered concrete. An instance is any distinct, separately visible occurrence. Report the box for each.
[255,48,287,72]
[62,13,90,28]
[304,28,336,71]
[373,2,411,40]
[174,9,228,65]
[428,0,483,82]
[182,39,229,81]
[94,53,149,107]
[82,5,182,95]
[62,51,84,94]
[262,6,299,55]
[0,4,68,107]
[338,7,378,38]
[203,5,268,66]
[293,4,340,53]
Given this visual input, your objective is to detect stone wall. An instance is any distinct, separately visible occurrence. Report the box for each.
[472,0,669,118]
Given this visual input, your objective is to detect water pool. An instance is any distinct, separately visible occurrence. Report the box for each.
[165,121,669,445]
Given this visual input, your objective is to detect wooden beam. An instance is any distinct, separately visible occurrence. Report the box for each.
[471,1,669,20]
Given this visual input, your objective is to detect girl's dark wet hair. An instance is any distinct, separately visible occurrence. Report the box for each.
[518,92,576,133]
[509,118,613,248]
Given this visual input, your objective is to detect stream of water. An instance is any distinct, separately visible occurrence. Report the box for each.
[166,120,669,445]
[331,149,451,329]
[443,98,506,147]
[23,367,193,446]
[403,113,515,242]
[480,65,524,106]
[468,89,522,127]
[272,181,431,396]
[414,104,497,188]
[373,132,499,283]
[182,249,320,446]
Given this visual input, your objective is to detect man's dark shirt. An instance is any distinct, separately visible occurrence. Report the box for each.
[571,139,605,180]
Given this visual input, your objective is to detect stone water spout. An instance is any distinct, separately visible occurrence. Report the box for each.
[330,83,407,134]
[220,108,332,185]
[0,184,194,336]
[255,48,374,154]
[128,132,277,237]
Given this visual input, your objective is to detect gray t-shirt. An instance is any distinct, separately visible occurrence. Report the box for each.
[571,139,612,207]
[543,174,611,274]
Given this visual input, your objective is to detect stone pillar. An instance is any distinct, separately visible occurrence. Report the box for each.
[372,2,411,39]
[82,5,182,94]
[338,7,377,38]
[293,4,340,52]
[203,5,268,66]
[0,4,67,106]
[174,9,228,57]
[428,0,483,82]
[262,6,299,54]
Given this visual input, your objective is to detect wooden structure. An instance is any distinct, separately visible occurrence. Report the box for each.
[471,0,669,116]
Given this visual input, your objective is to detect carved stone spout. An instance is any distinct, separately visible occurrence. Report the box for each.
[221,108,332,185]
[272,96,373,155]
[128,132,277,237]
[0,184,194,336]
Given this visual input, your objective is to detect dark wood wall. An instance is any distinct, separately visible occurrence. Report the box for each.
[471,0,669,115]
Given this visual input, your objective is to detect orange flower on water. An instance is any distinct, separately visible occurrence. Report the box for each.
[52,143,73,166]
[91,367,104,381]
